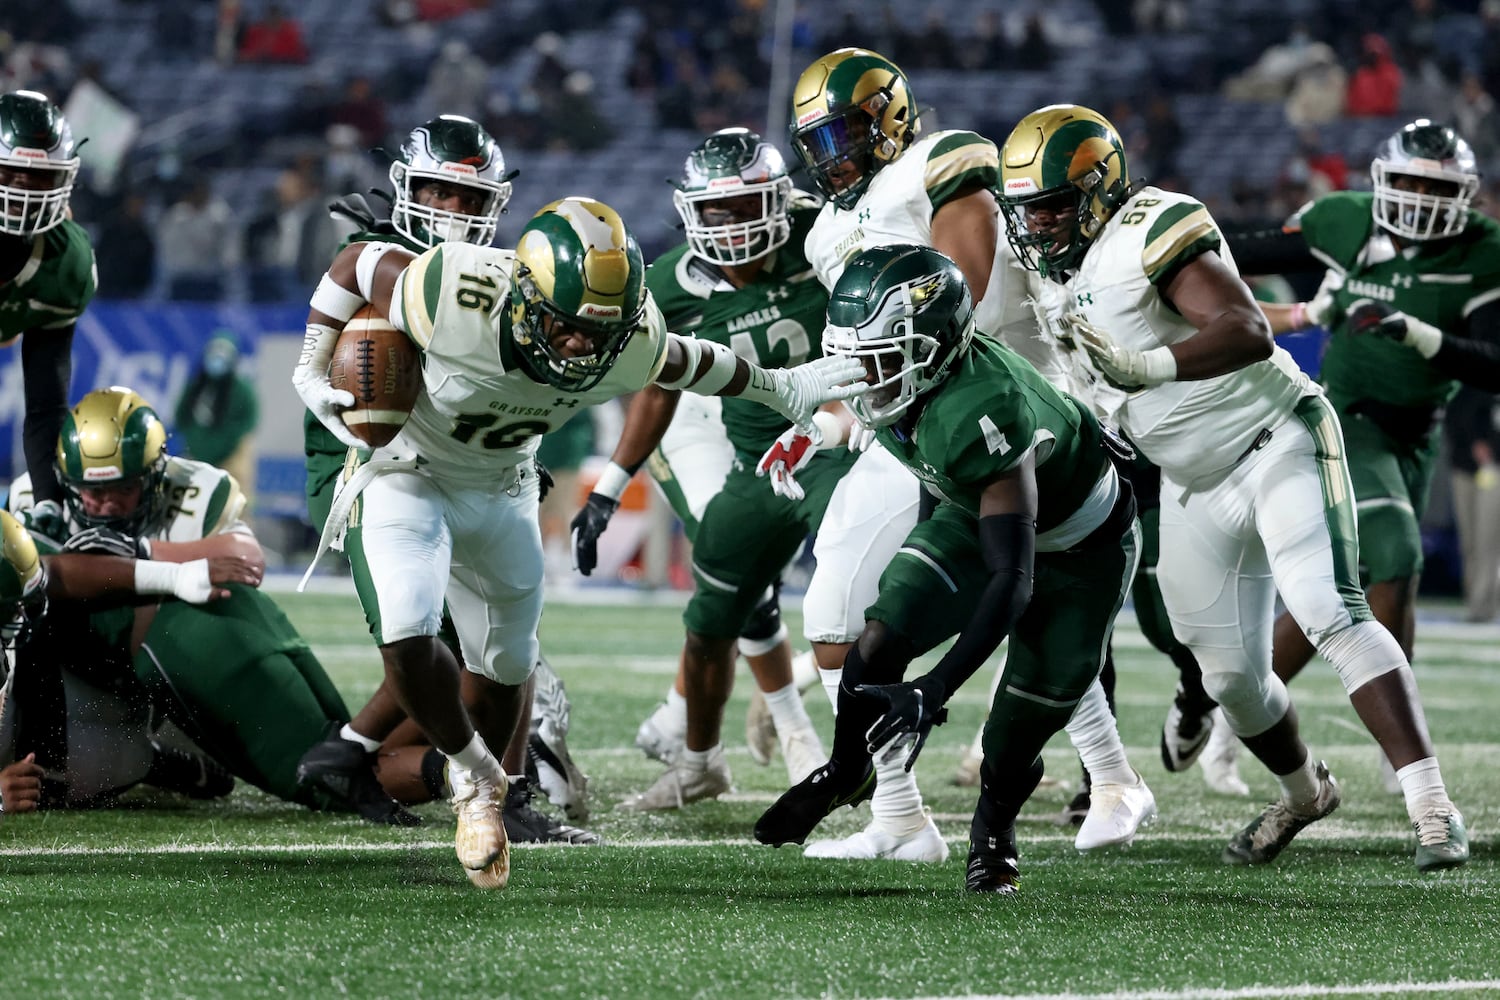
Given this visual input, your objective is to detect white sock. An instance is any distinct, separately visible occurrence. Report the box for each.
[446,732,503,785]
[655,688,688,738]
[679,745,716,773]
[1065,678,1135,786]
[1275,753,1319,811]
[819,667,843,712]
[870,748,928,837]
[1395,756,1450,820]
[340,724,381,753]
[790,649,820,691]
[763,681,813,733]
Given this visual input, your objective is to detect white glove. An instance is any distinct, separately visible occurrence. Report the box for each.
[757,355,868,427]
[1304,271,1343,329]
[292,324,365,449]
[847,421,876,454]
[1068,315,1177,392]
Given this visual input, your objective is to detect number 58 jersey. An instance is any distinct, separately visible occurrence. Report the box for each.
[1040,186,1315,486]
[384,241,670,482]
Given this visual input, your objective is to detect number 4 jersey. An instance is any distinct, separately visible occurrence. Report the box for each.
[383,241,670,481]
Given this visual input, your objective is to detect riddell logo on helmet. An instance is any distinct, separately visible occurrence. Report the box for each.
[707,177,744,190]
[440,163,478,178]
[578,303,622,320]
[1004,178,1038,194]
[795,111,824,127]
[82,466,124,481]
[12,148,47,162]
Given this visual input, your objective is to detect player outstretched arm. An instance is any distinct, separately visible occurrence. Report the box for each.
[855,460,1039,771]
[654,332,866,426]
[43,550,259,603]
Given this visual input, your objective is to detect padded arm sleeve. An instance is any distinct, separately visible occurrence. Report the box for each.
[21,325,74,504]
[1429,299,1500,392]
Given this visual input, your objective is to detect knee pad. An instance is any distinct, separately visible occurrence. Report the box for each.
[1201,667,1288,737]
[737,585,786,657]
[1316,619,1406,693]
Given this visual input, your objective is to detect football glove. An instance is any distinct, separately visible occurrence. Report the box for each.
[536,461,555,506]
[847,422,876,454]
[1346,298,1443,359]
[1069,315,1177,392]
[21,499,67,543]
[570,492,620,576]
[292,324,365,449]
[855,673,949,772]
[63,526,152,560]
[759,354,868,427]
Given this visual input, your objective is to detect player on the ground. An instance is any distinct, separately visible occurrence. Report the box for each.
[291,195,865,888]
[0,90,94,537]
[997,104,1466,871]
[754,244,1141,893]
[571,128,839,807]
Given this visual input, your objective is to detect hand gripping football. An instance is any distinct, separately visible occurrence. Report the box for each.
[328,305,422,448]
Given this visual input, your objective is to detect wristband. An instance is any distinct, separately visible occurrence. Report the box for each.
[134,559,182,595]
[811,410,844,448]
[593,462,633,502]
[310,273,366,323]
[1288,302,1308,331]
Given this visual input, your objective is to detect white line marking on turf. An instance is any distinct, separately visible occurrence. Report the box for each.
[889,982,1500,1000]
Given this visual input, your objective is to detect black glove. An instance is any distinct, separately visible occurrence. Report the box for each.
[62,525,152,559]
[854,673,949,772]
[1347,299,1406,341]
[569,492,619,576]
[536,461,555,506]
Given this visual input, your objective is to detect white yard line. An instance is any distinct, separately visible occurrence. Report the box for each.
[888,983,1500,1000]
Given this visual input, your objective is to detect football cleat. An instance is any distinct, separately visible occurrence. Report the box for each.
[1414,806,1469,872]
[754,759,875,847]
[1222,760,1340,865]
[1199,708,1251,797]
[295,729,423,827]
[804,810,949,862]
[965,818,1021,895]
[503,777,601,845]
[451,766,510,889]
[634,702,684,765]
[528,655,590,821]
[617,746,732,811]
[145,741,235,800]
[779,724,825,785]
[1075,771,1156,851]
[744,688,777,767]
[1160,685,1217,772]
[1056,765,1091,827]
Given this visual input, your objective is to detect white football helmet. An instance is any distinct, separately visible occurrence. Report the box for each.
[1371,119,1480,242]
[389,115,512,247]
[672,128,793,266]
[0,90,80,238]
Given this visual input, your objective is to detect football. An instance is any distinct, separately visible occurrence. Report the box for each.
[328,305,423,448]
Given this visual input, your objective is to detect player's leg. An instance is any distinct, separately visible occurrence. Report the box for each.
[1265,399,1465,870]
[1157,463,1340,865]
[800,445,946,861]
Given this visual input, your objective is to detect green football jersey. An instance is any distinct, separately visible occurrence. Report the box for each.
[646,202,830,456]
[0,220,97,342]
[1300,191,1500,410]
[875,335,1109,540]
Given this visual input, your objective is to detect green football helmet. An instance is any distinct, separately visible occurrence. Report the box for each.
[823,244,974,428]
[673,127,793,266]
[1372,119,1479,242]
[389,115,513,248]
[56,387,170,534]
[789,48,919,210]
[510,198,646,392]
[998,104,1132,279]
[0,509,47,650]
[0,89,80,238]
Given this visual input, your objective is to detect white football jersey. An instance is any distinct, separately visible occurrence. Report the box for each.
[385,241,670,483]
[1042,186,1315,484]
[9,457,248,542]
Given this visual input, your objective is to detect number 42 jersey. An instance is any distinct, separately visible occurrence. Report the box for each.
[383,240,670,482]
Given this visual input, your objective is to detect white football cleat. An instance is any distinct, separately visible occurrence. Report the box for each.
[451,768,509,889]
[528,656,591,822]
[744,689,776,767]
[805,811,950,862]
[617,746,732,811]
[1199,708,1251,797]
[779,724,825,785]
[634,703,684,765]
[1075,771,1156,851]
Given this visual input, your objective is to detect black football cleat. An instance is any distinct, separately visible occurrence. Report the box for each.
[965,824,1021,895]
[503,777,602,845]
[145,741,235,800]
[295,730,423,827]
[754,760,875,847]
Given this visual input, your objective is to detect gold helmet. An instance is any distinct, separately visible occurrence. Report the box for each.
[55,387,170,533]
[997,104,1132,278]
[0,509,47,649]
[789,48,919,209]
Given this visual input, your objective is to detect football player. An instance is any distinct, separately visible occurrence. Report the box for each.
[754,244,1141,894]
[570,128,839,809]
[0,91,93,540]
[3,389,358,811]
[758,47,1151,860]
[291,195,865,888]
[1229,120,1500,804]
[293,115,595,845]
[996,104,1466,871]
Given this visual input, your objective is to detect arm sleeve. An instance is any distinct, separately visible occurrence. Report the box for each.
[20,325,74,504]
[1428,298,1500,392]
[925,512,1035,699]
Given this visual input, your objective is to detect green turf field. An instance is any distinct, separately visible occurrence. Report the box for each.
[2,584,1497,1000]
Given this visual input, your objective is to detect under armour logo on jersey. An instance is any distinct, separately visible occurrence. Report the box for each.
[765,286,789,302]
[858,208,872,223]
[552,397,580,409]
[1392,273,1413,288]
[1077,293,1093,306]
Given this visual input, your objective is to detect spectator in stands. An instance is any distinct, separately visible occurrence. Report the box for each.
[328,75,388,150]
[1223,21,1332,103]
[1142,92,1184,184]
[214,0,243,67]
[245,165,340,302]
[1345,33,1403,117]
[1452,71,1499,164]
[92,190,156,299]
[904,11,957,71]
[421,40,490,124]
[322,122,382,198]
[956,10,1011,72]
[1011,14,1056,73]
[174,330,259,506]
[237,3,309,65]
[1285,42,1348,127]
[157,174,238,302]
[1446,386,1500,622]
